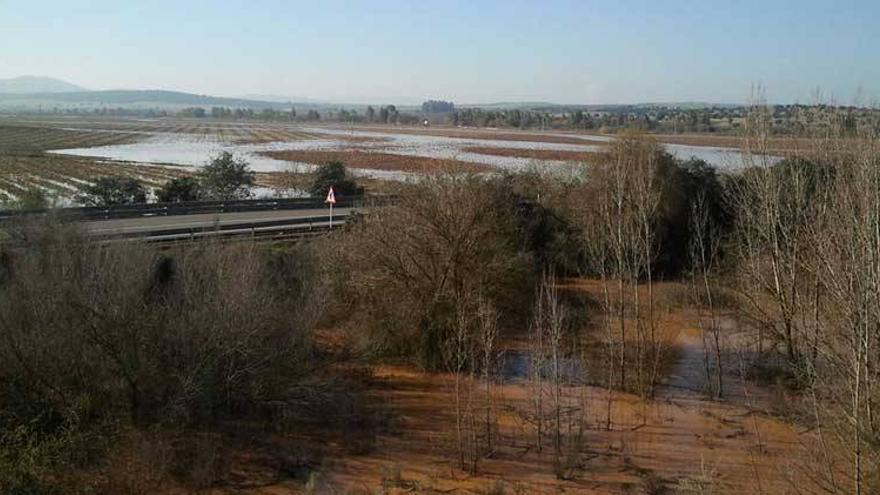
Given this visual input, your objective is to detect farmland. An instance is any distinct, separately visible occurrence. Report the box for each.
[0,124,139,151]
[461,145,603,162]
[0,115,784,205]
[261,149,493,173]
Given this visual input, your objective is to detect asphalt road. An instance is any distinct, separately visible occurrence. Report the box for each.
[84,207,351,236]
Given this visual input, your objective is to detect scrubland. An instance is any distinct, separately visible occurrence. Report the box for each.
[1,105,879,493]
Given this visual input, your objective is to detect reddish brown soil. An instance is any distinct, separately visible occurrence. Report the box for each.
[464,146,603,162]
[649,133,849,156]
[243,280,840,494]
[350,125,607,146]
[261,150,492,174]
[254,171,397,194]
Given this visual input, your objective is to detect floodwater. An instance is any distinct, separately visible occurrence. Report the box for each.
[51,133,416,181]
[500,350,587,383]
[50,124,770,180]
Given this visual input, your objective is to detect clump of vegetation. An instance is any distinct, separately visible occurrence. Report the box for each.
[155,176,201,203]
[309,160,360,198]
[152,152,256,204]
[196,151,255,200]
[327,173,535,369]
[2,186,53,211]
[77,176,146,206]
[0,218,333,491]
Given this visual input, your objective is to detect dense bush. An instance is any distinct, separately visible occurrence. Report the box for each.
[77,176,146,206]
[327,174,535,369]
[572,136,731,279]
[197,151,255,200]
[488,171,583,273]
[309,160,360,198]
[653,155,731,276]
[0,219,325,490]
[156,176,201,202]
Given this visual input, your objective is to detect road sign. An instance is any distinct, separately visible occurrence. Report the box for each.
[326,186,336,228]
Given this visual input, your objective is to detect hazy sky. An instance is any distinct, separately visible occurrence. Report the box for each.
[1,0,877,105]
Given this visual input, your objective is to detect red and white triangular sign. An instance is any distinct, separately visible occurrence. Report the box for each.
[325,186,336,204]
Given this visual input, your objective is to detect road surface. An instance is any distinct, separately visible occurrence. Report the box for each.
[84,207,352,236]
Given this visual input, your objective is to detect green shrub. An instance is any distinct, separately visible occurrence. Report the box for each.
[77,176,146,206]
[309,160,360,198]
[156,176,200,203]
[197,152,254,200]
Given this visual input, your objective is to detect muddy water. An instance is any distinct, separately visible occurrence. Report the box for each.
[499,350,587,383]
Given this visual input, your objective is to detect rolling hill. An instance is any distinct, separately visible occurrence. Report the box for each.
[0,76,86,94]
[0,88,299,111]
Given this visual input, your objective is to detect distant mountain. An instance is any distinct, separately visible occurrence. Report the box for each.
[239,94,324,104]
[0,89,298,111]
[0,76,85,94]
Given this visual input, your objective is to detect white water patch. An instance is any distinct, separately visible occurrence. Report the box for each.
[50,133,418,181]
[48,123,778,180]
[54,175,92,186]
[26,175,81,193]
[301,126,770,169]
[50,134,224,168]
[305,126,604,151]
[250,186,311,199]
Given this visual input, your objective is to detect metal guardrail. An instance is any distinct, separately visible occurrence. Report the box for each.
[93,213,352,243]
[0,196,369,221]
[98,213,347,239]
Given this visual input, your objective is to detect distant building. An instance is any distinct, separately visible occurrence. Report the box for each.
[421,100,455,113]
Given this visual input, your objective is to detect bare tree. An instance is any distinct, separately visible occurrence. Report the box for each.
[477,297,499,456]
[690,192,724,398]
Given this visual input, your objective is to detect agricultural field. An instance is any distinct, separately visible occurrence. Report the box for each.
[0,118,320,203]
[343,124,610,145]
[261,149,493,173]
[0,115,769,206]
[3,116,319,143]
[0,153,185,203]
[0,124,140,151]
[461,145,603,162]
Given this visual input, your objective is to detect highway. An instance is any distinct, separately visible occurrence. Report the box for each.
[0,197,370,242]
[84,207,351,236]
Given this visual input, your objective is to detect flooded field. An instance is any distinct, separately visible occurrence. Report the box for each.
[1,117,773,204]
[45,119,760,176]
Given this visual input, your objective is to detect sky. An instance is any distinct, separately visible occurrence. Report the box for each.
[0,0,877,105]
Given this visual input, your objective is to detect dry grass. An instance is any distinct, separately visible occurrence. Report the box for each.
[262,149,493,173]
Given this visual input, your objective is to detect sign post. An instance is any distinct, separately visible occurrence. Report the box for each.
[325,186,336,228]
